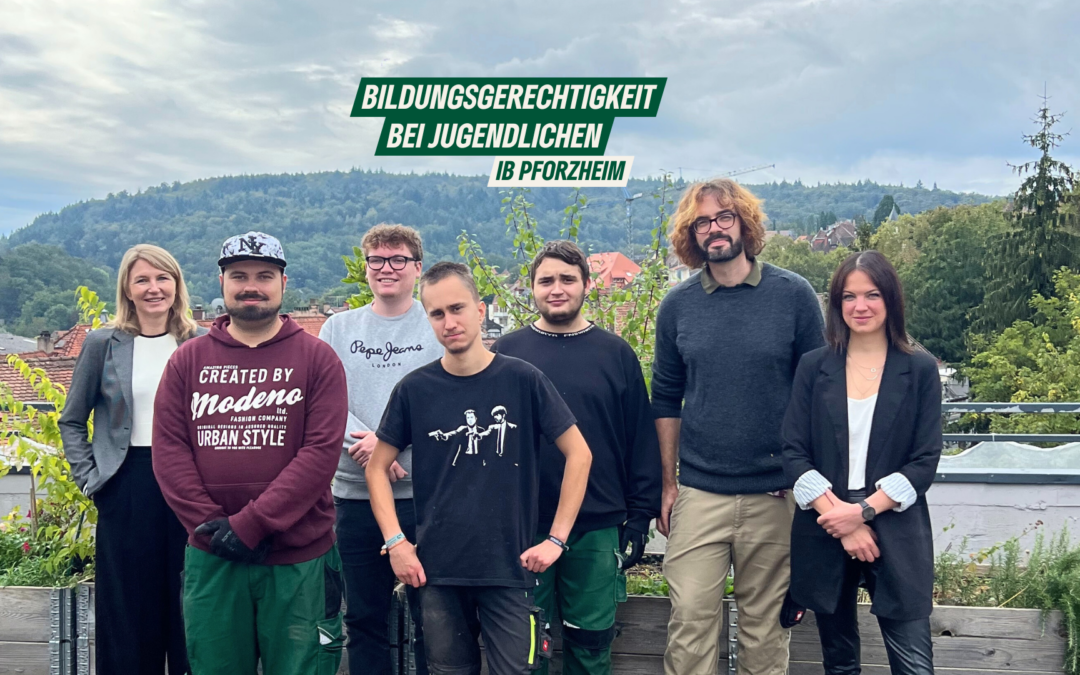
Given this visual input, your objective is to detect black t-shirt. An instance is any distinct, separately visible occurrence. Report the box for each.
[376,353,576,587]
[493,323,661,535]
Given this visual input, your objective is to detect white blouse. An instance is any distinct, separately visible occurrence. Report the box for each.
[846,394,878,490]
[130,333,178,446]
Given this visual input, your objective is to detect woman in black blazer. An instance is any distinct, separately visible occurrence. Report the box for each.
[60,245,205,675]
[781,250,942,675]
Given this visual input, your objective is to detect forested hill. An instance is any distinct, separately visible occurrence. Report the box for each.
[1,170,994,301]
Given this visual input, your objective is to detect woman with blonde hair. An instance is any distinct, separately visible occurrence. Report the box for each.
[61,244,206,675]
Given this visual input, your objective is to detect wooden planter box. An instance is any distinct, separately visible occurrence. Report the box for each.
[581,596,1067,675]
[1,587,1067,675]
[0,584,92,675]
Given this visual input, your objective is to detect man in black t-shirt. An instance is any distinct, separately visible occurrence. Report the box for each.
[493,241,661,675]
[366,262,593,675]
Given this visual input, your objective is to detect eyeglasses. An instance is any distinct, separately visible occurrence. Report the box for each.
[366,255,418,271]
[692,211,738,234]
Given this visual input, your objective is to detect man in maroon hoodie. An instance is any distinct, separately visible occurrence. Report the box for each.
[153,231,349,675]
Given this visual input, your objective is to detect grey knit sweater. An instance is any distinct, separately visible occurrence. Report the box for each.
[651,263,825,494]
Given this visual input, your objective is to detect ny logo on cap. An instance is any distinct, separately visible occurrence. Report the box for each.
[237,234,264,254]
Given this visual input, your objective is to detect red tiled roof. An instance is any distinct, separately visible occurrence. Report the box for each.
[588,252,641,289]
[3,313,333,403]
[194,314,327,337]
[0,355,78,403]
[17,325,90,360]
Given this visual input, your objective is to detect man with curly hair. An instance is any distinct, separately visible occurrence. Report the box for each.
[652,179,825,675]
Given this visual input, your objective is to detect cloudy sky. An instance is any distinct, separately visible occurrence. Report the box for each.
[1,0,1077,234]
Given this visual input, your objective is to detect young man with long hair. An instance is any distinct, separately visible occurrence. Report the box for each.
[653,180,825,675]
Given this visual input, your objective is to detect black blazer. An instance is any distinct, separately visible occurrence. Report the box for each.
[781,345,942,621]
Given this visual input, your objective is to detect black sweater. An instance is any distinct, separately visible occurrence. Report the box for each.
[651,264,825,494]
[493,323,661,534]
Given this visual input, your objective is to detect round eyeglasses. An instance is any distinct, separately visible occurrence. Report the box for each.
[692,211,738,234]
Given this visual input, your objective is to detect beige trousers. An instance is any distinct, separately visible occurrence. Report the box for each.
[663,485,795,675]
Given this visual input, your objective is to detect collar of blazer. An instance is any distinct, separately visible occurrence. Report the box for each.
[107,326,206,411]
[817,344,913,487]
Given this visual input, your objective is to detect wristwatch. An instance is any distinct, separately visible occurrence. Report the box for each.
[859,500,876,523]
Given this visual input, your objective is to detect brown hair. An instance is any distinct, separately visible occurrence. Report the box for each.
[669,179,767,269]
[826,250,912,353]
[419,261,480,302]
[529,240,590,286]
[109,244,200,339]
[361,224,424,261]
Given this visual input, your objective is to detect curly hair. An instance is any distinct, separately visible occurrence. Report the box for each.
[361,223,424,261]
[669,179,767,269]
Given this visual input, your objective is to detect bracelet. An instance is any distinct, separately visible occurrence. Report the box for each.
[547,535,569,552]
[380,533,406,556]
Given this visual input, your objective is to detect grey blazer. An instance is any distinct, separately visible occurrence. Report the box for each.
[59,325,208,497]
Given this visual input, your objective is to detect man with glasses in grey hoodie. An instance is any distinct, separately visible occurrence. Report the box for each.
[319,224,442,675]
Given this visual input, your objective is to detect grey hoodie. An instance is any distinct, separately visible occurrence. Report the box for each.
[318,301,443,499]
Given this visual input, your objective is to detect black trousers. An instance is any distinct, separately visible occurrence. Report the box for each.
[419,585,539,675]
[93,447,189,675]
[815,555,935,675]
[335,497,427,675]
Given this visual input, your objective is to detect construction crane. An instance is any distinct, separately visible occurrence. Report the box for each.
[718,163,775,179]
[661,163,775,183]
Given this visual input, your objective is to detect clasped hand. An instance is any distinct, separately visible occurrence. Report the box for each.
[816,501,864,538]
[349,431,407,481]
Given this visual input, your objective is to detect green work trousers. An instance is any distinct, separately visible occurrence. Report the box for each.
[534,526,626,675]
[182,545,345,675]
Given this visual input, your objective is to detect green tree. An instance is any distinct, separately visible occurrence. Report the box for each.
[3,172,993,303]
[869,212,931,270]
[0,244,112,335]
[975,98,1079,334]
[965,268,1080,434]
[851,223,873,251]
[873,195,898,227]
[900,203,1009,363]
[758,237,849,293]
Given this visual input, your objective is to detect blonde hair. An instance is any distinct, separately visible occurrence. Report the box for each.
[669,178,767,269]
[109,245,200,339]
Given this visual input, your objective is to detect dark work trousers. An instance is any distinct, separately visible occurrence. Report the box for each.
[92,446,189,675]
[815,554,935,675]
[335,497,427,675]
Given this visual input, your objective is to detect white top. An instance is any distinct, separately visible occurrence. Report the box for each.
[846,393,878,490]
[130,333,178,446]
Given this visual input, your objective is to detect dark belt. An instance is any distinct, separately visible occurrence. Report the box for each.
[848,488,868,503]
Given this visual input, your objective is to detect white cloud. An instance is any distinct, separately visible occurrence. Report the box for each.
[1,0,1078,234]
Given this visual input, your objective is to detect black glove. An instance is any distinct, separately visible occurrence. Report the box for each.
[195,519,270,564]
[618,525,647,570]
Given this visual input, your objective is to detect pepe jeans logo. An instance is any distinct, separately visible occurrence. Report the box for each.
[350,340,425,362]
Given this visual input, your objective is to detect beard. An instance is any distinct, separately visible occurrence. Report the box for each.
[538,296,586,326]
[699,232,744,263]
[225,293,281,324]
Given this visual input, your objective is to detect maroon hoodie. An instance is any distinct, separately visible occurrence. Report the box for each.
[153,315,348,565]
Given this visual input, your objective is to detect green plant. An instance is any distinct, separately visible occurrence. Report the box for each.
[0,286,108,585]
[933,525,1080,675]
[625,569,669,597]
[453,177,676,384]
